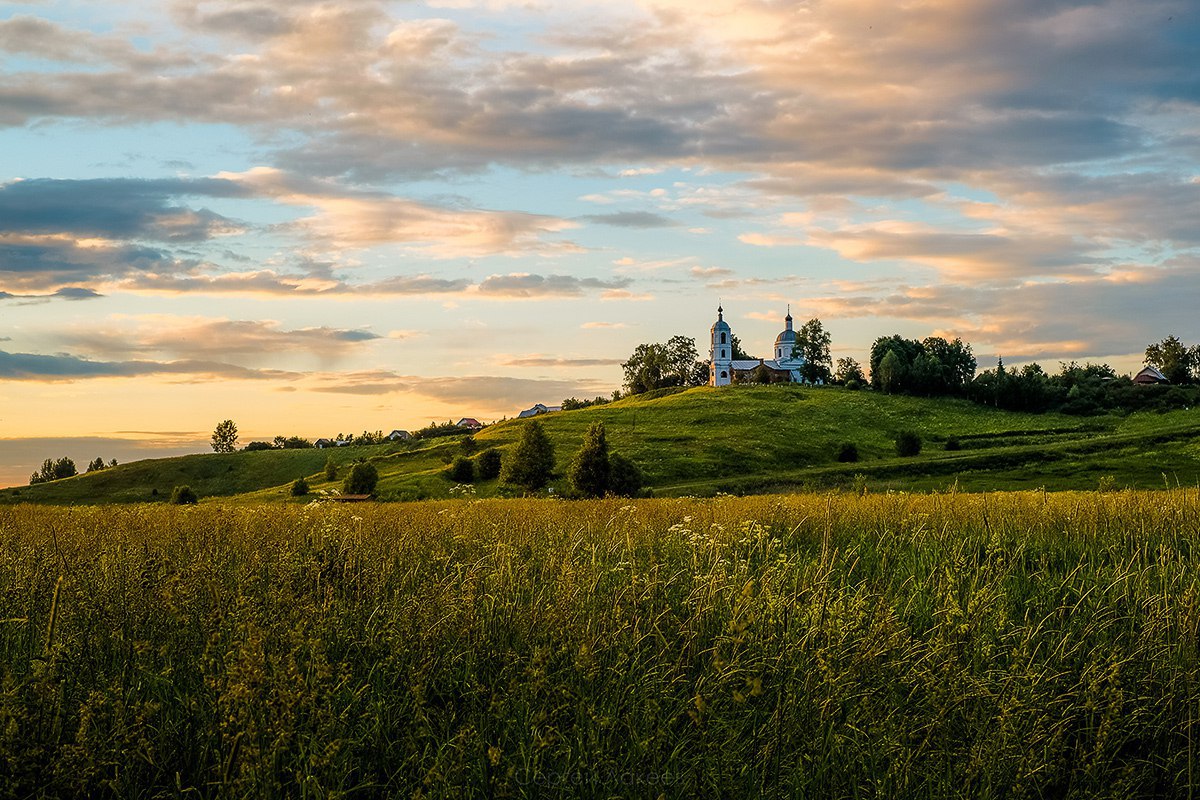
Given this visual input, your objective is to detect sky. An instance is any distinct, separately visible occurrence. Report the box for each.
[1,0,1199,487]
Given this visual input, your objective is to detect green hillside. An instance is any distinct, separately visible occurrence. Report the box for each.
[5,385,1200,504]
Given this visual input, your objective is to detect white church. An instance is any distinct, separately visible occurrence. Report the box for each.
[709,305,808,386]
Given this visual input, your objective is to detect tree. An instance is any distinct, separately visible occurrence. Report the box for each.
[834,357,865,385]
[730,334,751,360]
[876,350,907,393]
[324,456,338,481]
[343,461,379,495]
[211,420,238,453]
[501,420,555,491]
[569,422,611,498]
[86,457,107,472]
[1145,335,1198,385]
[793,318,832,384]
[243,441,274,451]
[869,335,923,391]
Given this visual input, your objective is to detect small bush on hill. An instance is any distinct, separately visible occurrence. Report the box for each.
[895,431,922,457]
[836,442,859,463]
[324,456,337,481]
[501,420,555,491]
[343,462,379,495]
[476,448,502,480]
[170,485,198,505]
[447,456,475,483]
[290,477,309,497]
[945,436,962,451]
[569,422,611,498]
[244,441,274,451]
[608,453,645,497]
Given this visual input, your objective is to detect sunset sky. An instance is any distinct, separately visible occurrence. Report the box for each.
[2,0,1199,486]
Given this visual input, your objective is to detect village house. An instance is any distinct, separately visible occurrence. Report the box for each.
[1133,366,1169,385]
[456,418,484,431]
[387,429,411,441]
[518,403,562,418]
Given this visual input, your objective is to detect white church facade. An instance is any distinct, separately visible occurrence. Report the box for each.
[709,305,808,386]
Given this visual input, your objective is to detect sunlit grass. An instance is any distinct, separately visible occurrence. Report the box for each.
[1,490,1198,797]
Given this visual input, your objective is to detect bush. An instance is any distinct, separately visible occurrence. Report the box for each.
[169,485,198,505]
[476,448,502,480]
[447,456,475,483]
[324,456,337,481]
[945,436,962,451]
[844,379,862,391]
[244,441,274,451]
[895,431,922,457]
[836,442,859,463]
[608,453,644,497]
[290,477,309,497]
[343,462,379,495]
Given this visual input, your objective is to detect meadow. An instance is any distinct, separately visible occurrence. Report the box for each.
[2,491,1199,798]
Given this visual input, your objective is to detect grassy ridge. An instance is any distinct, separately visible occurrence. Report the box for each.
[5,386,1200,504]
[1,492,1199,797]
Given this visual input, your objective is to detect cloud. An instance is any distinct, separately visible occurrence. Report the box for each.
[738,232,804,248]
[579,211,677,228]
[476,273,631,298]
[581,321,627,329]
[51,316,383,362]
[498,355,625,367]
[0,349,299,382]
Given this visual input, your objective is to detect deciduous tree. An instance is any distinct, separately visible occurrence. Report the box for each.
[211,420,238,453]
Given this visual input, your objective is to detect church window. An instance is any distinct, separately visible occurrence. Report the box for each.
[720,371,727,379]
[720,332,726,344]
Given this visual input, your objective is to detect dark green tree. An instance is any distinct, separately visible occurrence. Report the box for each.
[876,350,907,394]
[343,461,379,495]
[730,334,751,360]
[501,420,555,491]
[290,477,310,497]
[834,357,865,385]
[622,336,706,394]
[324,456,338,481]
[569,422,611,498]
[210,419,238,453]
[869,335,923,390]
[895,431,922,457]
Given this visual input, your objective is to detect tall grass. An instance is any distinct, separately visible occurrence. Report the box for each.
[1,491,1198,797]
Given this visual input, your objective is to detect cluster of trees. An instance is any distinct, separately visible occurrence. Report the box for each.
[245,436,313,451]
[870,335,977,396]
[622,336,709,394]
[29,456,78,484]
[414,421,476,440]
[86,457,118,472]
[475,420,642,497]
[561,395,614,411]
[969,359,1200,415]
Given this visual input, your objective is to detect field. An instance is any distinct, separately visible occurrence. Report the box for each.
[5,386,1200,504]
[2,491,1199,797]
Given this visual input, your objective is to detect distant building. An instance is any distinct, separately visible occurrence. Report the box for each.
[456,418,484,431]
[709,305,809,386]
[387,429,411,441]
[314,438,333,449]
[518,403,562,418]
[1133,365,1169,385]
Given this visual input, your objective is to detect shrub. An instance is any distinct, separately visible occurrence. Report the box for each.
[476,448,502,480]
[895,431,922,457]
[569,422,611,498]
[500,420,555,491]
[324,456,337,481]
[244,441,275,451]
[844,379,862,391]
[290,477,309,497]
[608,453,645,497]
[343,462,379,495]
[945,436,962,451]
[447,456,475,483]
[836,442,859,463]
[169,485,198,505]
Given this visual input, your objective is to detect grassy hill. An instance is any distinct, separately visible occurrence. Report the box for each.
[4,385,1200,504]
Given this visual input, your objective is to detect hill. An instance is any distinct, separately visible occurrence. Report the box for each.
[3,385,1200,504]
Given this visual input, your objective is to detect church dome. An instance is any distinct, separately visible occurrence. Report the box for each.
[774,327,796,348]
[710,305,731,333]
